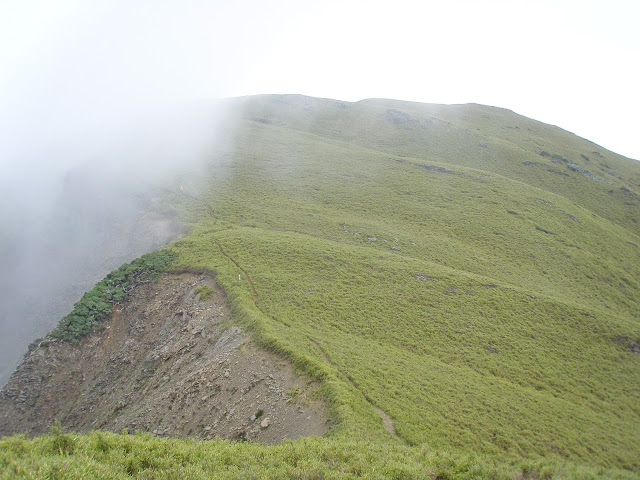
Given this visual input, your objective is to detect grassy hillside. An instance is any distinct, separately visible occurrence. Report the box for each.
[3,95,639,478]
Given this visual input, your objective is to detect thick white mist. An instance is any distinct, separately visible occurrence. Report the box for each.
[0,0,244,385]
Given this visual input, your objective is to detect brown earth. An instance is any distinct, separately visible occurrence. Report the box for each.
[0,273,329,443]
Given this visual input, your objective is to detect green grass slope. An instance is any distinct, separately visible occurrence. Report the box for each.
[3,95,639,479]
[233,95,640,232]
[2,430,637,479]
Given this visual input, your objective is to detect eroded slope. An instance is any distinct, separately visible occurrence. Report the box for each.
[0,273,328,443]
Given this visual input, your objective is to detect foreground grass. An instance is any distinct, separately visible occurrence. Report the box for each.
[2,431,636,480]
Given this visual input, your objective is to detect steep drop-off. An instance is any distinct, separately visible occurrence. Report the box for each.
[0,166,185,387]
[0,273,328,442]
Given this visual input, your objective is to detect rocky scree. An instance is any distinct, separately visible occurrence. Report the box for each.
[0,273,329,443]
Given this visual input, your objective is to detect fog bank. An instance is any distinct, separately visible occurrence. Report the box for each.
[0,0,259,385]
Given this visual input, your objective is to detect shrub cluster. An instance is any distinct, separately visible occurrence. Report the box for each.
[50,250,177,343]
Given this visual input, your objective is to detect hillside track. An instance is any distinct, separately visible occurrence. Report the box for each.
[310,338,400,441]
[178,190,259,304]
[215,240,260,305]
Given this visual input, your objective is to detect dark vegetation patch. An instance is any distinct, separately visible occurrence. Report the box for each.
[613,336,640,355]
[547,167,569,177]
[468,175,492,184]
[385,109,413,125]
[416,273,435,281]
[507,210,518,215]
[568,164,605,182]
[417,164,454,174]
[516,472,544,480]
[539,151,565,162]
[50,250,177,343]
[535,225,555,235]
[540,151,568,163]
[618,186,640,201]
[171,265,217,277]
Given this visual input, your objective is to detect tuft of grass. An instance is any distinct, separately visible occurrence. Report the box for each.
[48,420,76,456]
[193,284,213,301]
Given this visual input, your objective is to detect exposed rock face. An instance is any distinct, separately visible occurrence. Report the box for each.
[0,273,328,443]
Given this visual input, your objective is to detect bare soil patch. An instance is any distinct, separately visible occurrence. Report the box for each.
[0,273,329,443]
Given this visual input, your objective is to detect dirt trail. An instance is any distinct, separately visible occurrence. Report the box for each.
[310,339,400,440]
[215,240,260,304]
[180,192,259,305]
[0,274,328,442]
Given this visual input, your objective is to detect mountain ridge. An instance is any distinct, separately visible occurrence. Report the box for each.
[1,94,639,478]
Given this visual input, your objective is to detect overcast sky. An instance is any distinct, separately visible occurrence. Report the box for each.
[1,0,639,162]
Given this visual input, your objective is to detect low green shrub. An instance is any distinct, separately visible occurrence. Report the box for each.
[50,250,177,343]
